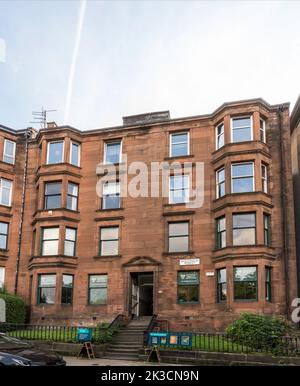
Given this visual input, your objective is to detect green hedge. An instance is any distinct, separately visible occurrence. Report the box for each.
[225,313,287,351]
[0,292,27,324]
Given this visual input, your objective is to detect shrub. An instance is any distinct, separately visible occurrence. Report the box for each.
[225,313,287,351]
[0,292,27,324]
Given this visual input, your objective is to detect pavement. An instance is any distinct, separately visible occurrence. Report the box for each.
[64,356,183,366]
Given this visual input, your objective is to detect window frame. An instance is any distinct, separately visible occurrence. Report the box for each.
[44,181,62,210]
[40,227,60,256]
[47,140,65,165]
[67,182,79,211]
[3,139,16,164]
[232,212,256,246]
[216,216,226,249]
[99,226,119,256]
[168,221,189,253]
[261,163,268,193]
[102,181,121,210]
[264,213,271,246]
[216,167,225,199]
[231,162,255,194]
[69,141,81,167]
[215,122,224,150]
[260,119,266,143]
[177,270,199,304]
[0,221,9,250]
[169,174,190,204]
[64,227,77,257]
[61,274,74,305]
[169,132,190,158]
[37,274,56,305]
[231,116,253,143]
[217,268,227,303]
[104,140,122,164]
[88,274,108,305]
[0,178,12,207]
[233,266,258,302]
[265,266,272,302]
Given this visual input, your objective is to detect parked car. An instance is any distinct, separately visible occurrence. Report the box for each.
[0,351,32,366]
[0,333,66,366]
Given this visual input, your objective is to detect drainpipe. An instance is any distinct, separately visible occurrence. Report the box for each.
[14,128,30,295]
[278,106,290,315]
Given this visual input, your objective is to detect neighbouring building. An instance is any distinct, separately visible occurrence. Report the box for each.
[291,94,300,296]
[0,98,298,331]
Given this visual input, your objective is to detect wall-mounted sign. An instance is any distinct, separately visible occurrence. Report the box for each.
[179,258,200,266]
[77,327,92,343]
[206,271,215,277]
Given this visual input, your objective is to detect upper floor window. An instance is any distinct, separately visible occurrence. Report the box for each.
[47,141,64,164]
[100,226,119,256]
[44,182,61,209]
[216,123,224,150]
[0,178,12,206]
[104,141,121,164]
[102,181,120,209]
[67,183,79,211]
[232,213,256,246]
[70,141,80,167]
[234,266,257,301]
[169,175,189,204]
[231,162,254,193]
[0,222,9,250]
[261,164,268,193]
[170,132,189,157]
[41,227,59,256]
[61,274,74,305]
[264,214,270,246]
[231,117,252,143]
[216,216,226,249]
[216,168,225,198]
[217,268,227,302]
[64,227,77,256]
[168,222,189,253]
[260,119,266,143]
[0,267,5,289]
[37,274,56,304]
[265,267,272,302]
[3,139,16,164]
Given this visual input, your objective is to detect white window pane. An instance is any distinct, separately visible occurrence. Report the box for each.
[171,143,188,157]
[169,222,188,237]
[103,182,120,195]
[67,196,78,210]
[71,143,80,166]
[64,240,75,256]
[40,274,56,286]
[42,240,59,255]
[0,267,5,288]
[101,240,118,255]
[232,164,253,177]
[68,183,78,196]
[169,236,189,252]
[232,178,254,193]
[103,195,120,209]
[101,227,119,240]
[43,227,59,240]
[171,133,188,144]
[232,117,251,129]
[105,142,121,164]
[0,235,7,249]
[0,222,8,235]
[233,214,256,228]
[233,228,256,246]
[66,228,76,241]
[48,142,64,164]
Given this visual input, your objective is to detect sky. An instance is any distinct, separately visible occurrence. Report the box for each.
[0,0,299,131]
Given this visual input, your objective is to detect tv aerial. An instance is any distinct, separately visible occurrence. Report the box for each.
[31,107,57,128]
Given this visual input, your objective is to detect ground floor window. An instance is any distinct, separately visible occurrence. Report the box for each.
[88,274,107,305]
[265,267,272,302]
[177,271,199,303]
[234,266,257,301]
[61,274,74,305]
[217,268,227,302]
[37,274,56,304]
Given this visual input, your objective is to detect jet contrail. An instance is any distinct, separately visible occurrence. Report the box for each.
[64,0,87,124]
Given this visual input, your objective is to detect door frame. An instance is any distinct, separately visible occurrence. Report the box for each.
[128,270,156,318]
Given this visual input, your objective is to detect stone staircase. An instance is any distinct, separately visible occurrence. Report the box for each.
[103,316,152,360]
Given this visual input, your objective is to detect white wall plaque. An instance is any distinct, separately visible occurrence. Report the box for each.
[179,258,200,266]
[206,271,215,277]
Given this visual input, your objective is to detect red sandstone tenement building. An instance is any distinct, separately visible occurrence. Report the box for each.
[0,98,298,331]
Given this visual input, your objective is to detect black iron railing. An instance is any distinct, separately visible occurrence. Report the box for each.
[144,331,300,357]
[143,314,158,346]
